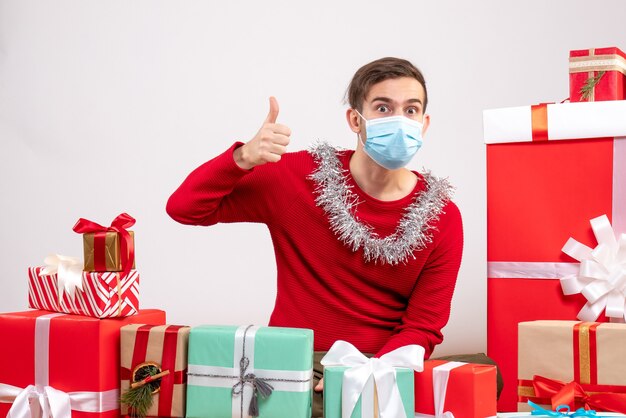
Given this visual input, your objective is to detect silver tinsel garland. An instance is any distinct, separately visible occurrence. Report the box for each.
[308,141,454,265]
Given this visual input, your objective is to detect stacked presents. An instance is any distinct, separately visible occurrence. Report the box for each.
[0,221,500,415]
[485,46,626,413]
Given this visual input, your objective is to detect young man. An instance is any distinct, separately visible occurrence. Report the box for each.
[167,57,466,416]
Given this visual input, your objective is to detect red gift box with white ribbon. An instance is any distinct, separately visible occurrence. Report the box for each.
[483,100,626,411]
[0,309,166,418]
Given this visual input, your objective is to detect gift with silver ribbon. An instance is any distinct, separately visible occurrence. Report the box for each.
[186,325,313,418]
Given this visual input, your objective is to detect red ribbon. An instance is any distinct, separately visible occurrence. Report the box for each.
[72,213,135,279]
[531,103,549,142]
[121,325,187,416]
[532,375,626,413]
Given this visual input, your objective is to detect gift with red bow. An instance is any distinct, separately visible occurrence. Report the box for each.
[517,320,626,414]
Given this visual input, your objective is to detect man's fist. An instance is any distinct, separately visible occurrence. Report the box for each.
[234,97,292,170]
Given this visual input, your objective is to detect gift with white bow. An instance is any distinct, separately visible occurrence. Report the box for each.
[321,340,424,418]
[414,360,497,418]
[0,309,166,418]
[28,254,140,318]
[484,99,626,411]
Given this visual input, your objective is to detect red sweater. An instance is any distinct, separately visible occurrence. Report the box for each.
[166,143,463,358]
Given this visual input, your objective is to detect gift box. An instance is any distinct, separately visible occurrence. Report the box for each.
[517,321,626,413]
[322,340,422,418]
[120,324,191,417]
[483,100,626,411]
[0,309,166,418]
[28,266,140,318]
[186,325,313,418]
[324,367,413,418]
[73,213,136,272]
[569,47,626,102]
[414,360,497,418]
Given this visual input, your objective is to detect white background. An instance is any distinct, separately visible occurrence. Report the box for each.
[1,0,625,356]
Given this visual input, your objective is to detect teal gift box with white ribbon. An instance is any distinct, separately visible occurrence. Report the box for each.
[186,325,314,418]
[322,340,423,418]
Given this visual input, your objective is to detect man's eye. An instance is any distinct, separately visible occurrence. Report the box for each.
[377,105,390,113]
[406,107,418,115]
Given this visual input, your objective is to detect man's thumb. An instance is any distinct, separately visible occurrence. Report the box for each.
[265,96,279,124]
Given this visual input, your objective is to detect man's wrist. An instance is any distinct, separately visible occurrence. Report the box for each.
[233,145,253,170]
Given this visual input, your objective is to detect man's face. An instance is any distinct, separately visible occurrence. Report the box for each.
[347,76,430,137]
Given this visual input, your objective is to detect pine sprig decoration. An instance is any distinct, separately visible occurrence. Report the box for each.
[579,71,606,101]
[120,364,161,418]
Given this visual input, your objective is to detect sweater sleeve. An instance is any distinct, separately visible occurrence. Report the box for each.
[166,142,280,226]
[374,201,464,359]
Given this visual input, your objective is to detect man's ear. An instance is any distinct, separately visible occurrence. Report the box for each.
[422,114,431,136]
[346,108,361,134]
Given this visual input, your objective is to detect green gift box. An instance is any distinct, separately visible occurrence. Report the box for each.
[186,325,314,418]
[323,366,414,418]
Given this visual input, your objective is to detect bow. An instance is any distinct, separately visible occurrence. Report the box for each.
[39,254,84,300]
[532,375,626,413]
[321,340,425,418]
[1,384,71,418]
[528,400,598,417]
[561,215,626,322]
[231,356,274,417]
[72,213,135,279]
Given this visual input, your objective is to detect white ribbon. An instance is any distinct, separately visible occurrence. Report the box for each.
[561,214,626,322]
[0,313,120,418]
[321,340,425,418]
[39,254,84,300]
[414,362,466,418]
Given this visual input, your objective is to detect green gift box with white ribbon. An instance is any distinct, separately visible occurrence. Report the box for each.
[186,325,313,418]
[322,340,423,418]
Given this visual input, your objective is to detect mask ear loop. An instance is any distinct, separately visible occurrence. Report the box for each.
[353,109,367,146]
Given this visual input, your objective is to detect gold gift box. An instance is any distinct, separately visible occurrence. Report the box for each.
[82,230,135,272]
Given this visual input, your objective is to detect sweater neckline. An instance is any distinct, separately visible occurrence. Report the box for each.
[338,150,424,209]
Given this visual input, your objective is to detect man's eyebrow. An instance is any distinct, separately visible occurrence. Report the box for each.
[370,96,423,105]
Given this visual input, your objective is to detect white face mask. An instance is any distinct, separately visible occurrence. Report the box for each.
[355,110,424,170]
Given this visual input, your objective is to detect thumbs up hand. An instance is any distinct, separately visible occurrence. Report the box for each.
[234,97,292,170]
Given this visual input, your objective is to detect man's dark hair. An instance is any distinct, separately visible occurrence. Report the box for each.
[346,57,428,112]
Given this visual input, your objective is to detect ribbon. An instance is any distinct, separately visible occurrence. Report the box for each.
[414,362,466,418]
[531,104,549,142]
[320,340,425,418]
[531,375,626,414]
[528,400,598,417]
[569,53,626,76]
[560,215,626,322]
[121,325,188,416]
[39,254,84,301]
[72,213,135,279]
[0,313,119,418]
[187,325,313,418]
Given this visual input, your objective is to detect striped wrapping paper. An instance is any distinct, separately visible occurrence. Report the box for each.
[28,266,139,318]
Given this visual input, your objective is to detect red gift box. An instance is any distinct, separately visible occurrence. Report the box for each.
[569,47,626,102]
[28,266,140,318]
[483,100,626,411]
[0,309,166,418]
[414,360,497,418]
